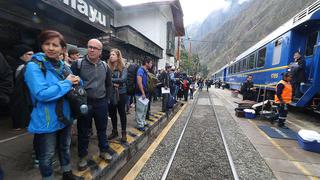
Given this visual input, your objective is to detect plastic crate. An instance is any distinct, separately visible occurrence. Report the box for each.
[297,134,320,153]
[244,112,256,119]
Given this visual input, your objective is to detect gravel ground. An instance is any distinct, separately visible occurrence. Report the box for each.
[136,95,196,180]
[210,90,276,180]
[166,92,233,180]
[137,92,234,180]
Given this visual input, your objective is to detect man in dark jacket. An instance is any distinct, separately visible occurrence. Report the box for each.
[240,75,256,101]
[289,51,306,99]
[0,52,13,179]
[8,45,34,130]
[0,52,13,106]
[159,64,171,112]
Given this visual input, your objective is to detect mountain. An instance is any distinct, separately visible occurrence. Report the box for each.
[189,0,315,74]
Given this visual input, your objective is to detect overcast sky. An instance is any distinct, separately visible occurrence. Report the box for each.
[116,0,236,26]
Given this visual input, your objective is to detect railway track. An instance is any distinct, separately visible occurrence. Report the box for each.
[161,91,239,180]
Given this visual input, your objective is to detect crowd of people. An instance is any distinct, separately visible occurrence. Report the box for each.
[0,29,208,180]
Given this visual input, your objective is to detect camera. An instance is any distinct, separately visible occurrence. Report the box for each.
[66,84,88,117]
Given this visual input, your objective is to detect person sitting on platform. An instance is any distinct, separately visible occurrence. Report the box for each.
[240,75,256,101]
[274,72,293,129]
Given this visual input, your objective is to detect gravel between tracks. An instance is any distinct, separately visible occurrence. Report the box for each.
[211,90,276,180]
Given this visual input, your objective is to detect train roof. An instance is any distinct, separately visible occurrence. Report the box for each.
[212,64,228,76]
[235,0,320,62]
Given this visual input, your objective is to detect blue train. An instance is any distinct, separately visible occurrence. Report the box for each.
[212,1,320,111]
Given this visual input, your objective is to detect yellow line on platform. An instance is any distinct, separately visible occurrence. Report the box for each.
[123,103,188,180]
[248,120,317,180]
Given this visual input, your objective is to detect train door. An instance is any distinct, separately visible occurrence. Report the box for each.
[305,31,319,82]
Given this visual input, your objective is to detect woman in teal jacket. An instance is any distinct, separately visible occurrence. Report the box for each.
[24,30,79,180]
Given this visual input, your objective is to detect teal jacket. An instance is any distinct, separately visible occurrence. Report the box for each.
[24,53,73,134]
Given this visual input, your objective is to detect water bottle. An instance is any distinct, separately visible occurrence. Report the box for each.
[80,104,88,114]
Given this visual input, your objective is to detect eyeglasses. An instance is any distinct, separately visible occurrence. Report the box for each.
[88,46,101,51]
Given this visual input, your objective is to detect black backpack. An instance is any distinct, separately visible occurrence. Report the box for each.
[12,60,46,127]
[127,63,139,96]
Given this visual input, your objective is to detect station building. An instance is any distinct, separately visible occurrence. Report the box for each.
[114,0,185,69]
[0,0,182,71]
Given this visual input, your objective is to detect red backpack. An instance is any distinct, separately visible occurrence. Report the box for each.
[183,79,188,89]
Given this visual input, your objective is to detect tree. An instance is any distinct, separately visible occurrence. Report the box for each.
[179,49,206,77]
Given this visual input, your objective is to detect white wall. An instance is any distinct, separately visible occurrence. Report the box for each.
[115,4,174,70]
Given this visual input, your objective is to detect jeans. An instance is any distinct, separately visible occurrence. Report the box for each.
[109,94,127,132]
[190,89,194,99]
[34,125,72,179]
[135,95,148,128]
[77,98,109,158]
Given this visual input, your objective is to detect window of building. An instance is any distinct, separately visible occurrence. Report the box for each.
[272,38,282,65]
[248,54,255,69]
[305,32,318,56]
[257,47,266,68]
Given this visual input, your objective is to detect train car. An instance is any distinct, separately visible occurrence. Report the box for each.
[212,65,227,83]
[219,1,320,111]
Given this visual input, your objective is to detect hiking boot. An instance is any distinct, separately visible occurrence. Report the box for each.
[100,151,112,162]
[63,171,80,180]
[121,132,127,143]
[278,124,289,129]
[78,157,88,171]
[137,127,145,132]
[108,130,118,140]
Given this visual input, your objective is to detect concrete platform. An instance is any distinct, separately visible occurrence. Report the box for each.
[0,99,183,180]
[211,88,320,180]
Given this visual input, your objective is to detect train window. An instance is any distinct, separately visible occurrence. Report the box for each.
[242,58,247,71]
[233,64,236,74]
[248,54,255,69]
[305,32,318,56]
[237,62,241,73]
[272,38,282,65]
[257,47,266,68]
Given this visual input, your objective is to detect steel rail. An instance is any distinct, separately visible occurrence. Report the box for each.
[208,92,240,180]
[161,91,200,180]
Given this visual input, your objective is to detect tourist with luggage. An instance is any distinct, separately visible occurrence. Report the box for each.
[159,64,171,112]
[135,59,153,131]
[71,39,113,171]
[24,30,79,180]
[8,45,34,130]
[107,48,128,143]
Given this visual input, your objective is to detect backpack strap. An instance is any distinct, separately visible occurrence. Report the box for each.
[76,58,84,75]
[28,59,47,77]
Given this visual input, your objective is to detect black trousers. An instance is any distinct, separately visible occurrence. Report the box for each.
[109,93,127,132]
[183,89,188,101]
[293,82,302,98]
[162,93,169,112]
[277,104,288,126]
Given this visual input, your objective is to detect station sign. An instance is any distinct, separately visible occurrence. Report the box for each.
[41,0,111,33]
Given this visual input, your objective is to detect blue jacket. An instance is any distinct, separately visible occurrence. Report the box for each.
[24,53,73,134]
